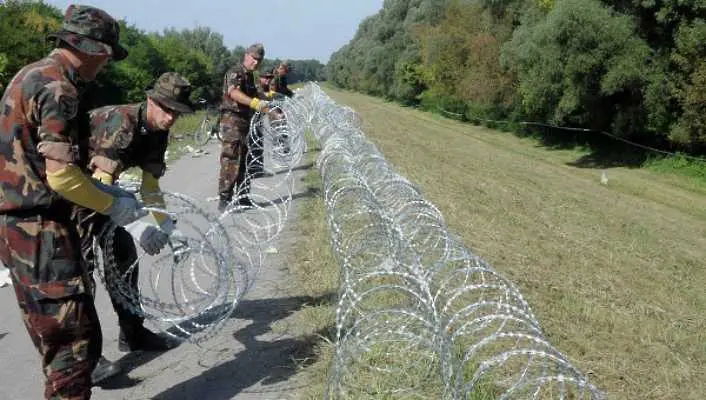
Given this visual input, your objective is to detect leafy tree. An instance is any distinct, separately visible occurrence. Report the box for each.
[502,0,651,134]
[327,0,451,103]
[0,0,61,90]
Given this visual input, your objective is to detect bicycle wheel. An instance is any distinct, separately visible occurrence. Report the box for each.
[213,115,224,142]
[194,116,214,146]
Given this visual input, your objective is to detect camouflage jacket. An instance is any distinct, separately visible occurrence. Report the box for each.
[272,73,293,97]
[258,81,270,94]
[220,63,259,117]
[0,50,87,213]
[87,102,168,180]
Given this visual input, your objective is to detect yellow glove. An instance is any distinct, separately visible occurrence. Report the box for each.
[92,169,114,185]
[140,169,169,225]
[249,97,269,112]
[46,164,113,213]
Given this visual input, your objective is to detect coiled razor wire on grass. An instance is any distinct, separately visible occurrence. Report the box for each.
[90,97,306,345]
[88,82,603,398]
[293,83,604,399]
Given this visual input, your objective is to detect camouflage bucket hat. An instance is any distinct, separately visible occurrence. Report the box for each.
[146,72,194,114]
[246,43,265,60]
[47,4,128,61]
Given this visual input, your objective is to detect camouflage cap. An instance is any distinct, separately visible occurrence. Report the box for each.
[245,43,265,60]
[47,4,128,61]
[259,71,274,79]
[146,72,194,114]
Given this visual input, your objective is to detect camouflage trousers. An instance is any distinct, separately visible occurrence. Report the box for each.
[218,112,252,202]
[0,206,101,400]
[72,207,142,328]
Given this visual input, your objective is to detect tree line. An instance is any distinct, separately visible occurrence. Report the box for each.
[327,0,706,153]
[0,0,326,108]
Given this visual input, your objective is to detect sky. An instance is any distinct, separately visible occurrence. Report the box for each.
[43,0,384,63]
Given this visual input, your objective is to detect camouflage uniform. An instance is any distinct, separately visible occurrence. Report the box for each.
[88,103,169,180]
[272,63,294,98]
[76,102,168,327]
[80,72,193,353]
[0,5,127,399]
[248,72,275,178]
[258,72,273,95]
[218,47,263,206]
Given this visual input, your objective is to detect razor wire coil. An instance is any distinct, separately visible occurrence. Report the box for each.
[294,83,604,399]
[96,82,604,399]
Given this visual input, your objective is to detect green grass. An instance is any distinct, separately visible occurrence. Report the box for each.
[275,133,340,399]
[644,154,706,186]
[285,86,706,400]
[166,110,206,161]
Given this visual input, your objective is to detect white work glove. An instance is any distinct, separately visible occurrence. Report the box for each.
[94,180,136,199]
[124,220,169,255]
[105,196,147,227]
[159,218,190,261]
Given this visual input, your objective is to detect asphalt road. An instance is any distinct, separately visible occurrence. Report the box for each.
[0,140,315,400]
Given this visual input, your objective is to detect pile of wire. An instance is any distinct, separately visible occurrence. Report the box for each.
[295,83,603,399]
[94,96,306,344]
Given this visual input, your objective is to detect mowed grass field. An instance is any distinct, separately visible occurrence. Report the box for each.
[285,85,706,400]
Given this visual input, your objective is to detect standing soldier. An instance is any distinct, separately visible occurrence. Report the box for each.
[81,72,193,362]
[217,43,270,211]
[271,61,294,98]
[0,5,146,399]
[248,71,275,178]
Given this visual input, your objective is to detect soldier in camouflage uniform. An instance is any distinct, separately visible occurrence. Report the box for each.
[81,72,193,358]
[271,61,294,98]
[218,43,271,211]
[247,71,275,178]
[69,72,192,380]
[0,5,146,399]
[258,71,274,98]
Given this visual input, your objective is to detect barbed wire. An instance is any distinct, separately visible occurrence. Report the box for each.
[92,82,605,398]
[92,98,306,344]
[438,107,706,163]
[295,83,604,399]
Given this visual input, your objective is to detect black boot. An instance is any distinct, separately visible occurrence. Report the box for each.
[92,356,122,385]
[118,320,177,353]
[236,196,254,208]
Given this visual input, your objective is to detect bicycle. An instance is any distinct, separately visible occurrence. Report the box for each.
[193,98,222,146]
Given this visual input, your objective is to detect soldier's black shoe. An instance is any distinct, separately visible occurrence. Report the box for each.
[92,356,122,385]
[118,325,177,353]
[236,197,254,208]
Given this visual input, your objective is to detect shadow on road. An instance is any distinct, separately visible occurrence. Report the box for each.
[141,294,335,399]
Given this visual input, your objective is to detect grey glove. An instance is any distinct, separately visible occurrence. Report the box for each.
[160,218,190,262]
[94,180,136,199]
[124,221,169,255]
[169,229,190,262]
[105,196,147,226]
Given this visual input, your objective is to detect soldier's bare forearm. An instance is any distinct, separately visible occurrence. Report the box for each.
[228,88,253,107]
